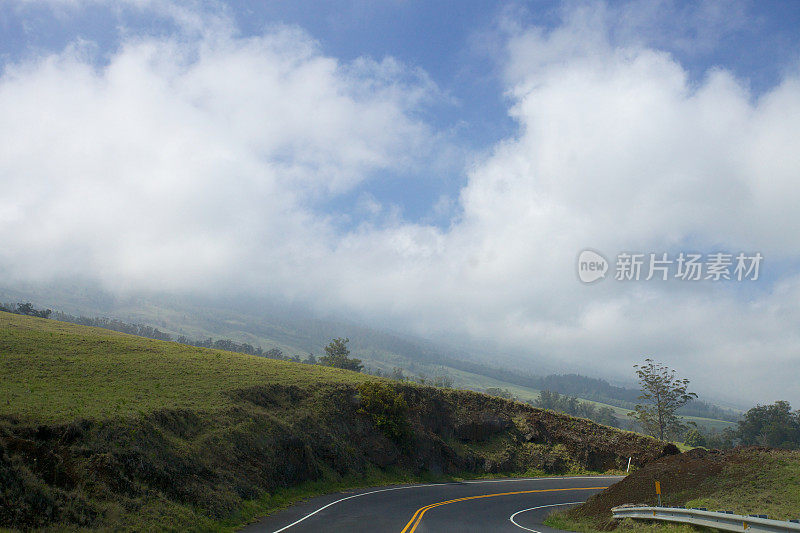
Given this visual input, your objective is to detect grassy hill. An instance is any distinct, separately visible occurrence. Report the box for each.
[0,311,371,423]
[0,311,674,531]
[547,447,800,531]
[1,291,739,433]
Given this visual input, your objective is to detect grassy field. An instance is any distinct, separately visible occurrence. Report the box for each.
[0,309,736,435]
[0,311,372,423]
[684,449,800,519]
[3,290,738,432]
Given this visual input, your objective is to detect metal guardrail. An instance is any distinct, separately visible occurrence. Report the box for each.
[611,506,800,533]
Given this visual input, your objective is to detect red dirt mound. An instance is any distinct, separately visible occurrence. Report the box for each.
[569,447,766,522]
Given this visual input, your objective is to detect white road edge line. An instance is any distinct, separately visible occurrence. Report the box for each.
[271,476,622,532]
[509,501,584,532]
[270,483,443,533]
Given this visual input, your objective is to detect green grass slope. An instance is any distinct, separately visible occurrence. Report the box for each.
[2,286,739,432]
[0,311,370,423]
[1,308,735,433]
[0,311,678,531]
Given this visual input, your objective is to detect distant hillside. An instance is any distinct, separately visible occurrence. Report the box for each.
[0,293,741,429]
[0,312,676,531]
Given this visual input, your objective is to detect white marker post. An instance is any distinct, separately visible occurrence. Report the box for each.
[626,457,631,474]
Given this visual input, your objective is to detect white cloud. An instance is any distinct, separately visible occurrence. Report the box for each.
[0,21,439,290]
[301,5,800,405]
[1,2,799,406]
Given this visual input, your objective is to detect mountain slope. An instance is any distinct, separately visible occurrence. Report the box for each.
[0,290,740,431]
[0,311,675,531]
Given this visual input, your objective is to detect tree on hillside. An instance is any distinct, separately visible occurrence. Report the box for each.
[484,387,514,400]
[683,427,706,447]
[629,359,697,441]
[8,302,51,318]
[737,401,800,449]
[319,337,363,372]
[264,348,284,360]
[431,374,453,388]
[534,390,619,427]
[703,427,737,449]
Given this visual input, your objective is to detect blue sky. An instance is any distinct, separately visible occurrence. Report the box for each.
[1,1,800,404]
[0,1,510,224]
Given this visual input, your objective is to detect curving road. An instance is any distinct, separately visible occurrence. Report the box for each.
[242,475,621,533]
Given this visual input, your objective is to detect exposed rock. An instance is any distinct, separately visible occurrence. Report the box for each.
[453,411,513,441]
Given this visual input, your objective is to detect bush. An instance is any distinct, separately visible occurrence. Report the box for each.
[683,428,706,447]
[356,382,410,444]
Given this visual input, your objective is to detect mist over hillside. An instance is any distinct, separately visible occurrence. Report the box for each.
[0,283,748,420]
[0,282,562,374]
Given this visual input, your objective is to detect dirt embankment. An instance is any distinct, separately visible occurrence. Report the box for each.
[565,446,800,529]
[572,447,727,522]
[0,383,674,530]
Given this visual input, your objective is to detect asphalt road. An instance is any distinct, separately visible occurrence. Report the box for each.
[242,475,621,533]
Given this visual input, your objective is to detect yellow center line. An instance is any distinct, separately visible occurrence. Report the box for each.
[399,486,608,533]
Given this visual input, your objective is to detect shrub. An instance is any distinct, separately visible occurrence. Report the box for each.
[683,428,706,447]
[356,382,410,444]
